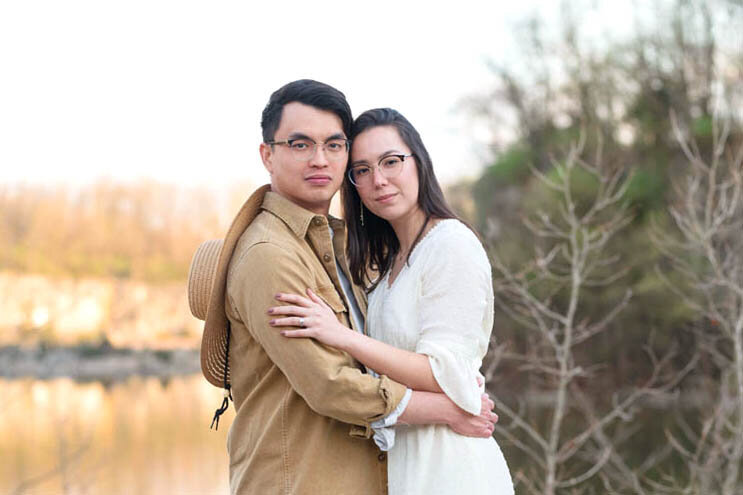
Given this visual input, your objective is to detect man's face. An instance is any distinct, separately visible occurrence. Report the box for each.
[260,102,348,215]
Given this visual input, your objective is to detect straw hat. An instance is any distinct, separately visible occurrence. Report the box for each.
[188,184,271,389]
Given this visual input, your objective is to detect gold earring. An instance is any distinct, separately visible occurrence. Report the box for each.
[360,199,365,226]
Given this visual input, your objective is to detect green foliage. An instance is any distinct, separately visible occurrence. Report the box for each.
[623,169,666,212]
[693,115,713,138]
[486,146,535,184]
[472,145,534,227]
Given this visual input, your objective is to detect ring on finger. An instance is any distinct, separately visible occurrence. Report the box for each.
[299,317,305,328]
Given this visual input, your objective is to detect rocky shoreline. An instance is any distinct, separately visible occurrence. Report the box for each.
[0,345,200,381]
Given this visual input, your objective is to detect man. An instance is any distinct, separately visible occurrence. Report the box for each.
[190,80,497,494]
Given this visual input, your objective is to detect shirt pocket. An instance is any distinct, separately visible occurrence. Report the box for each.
[314,284,364,370]
[313,284,347,315]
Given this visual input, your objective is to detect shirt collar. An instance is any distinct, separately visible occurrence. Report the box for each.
[261,191,345,238]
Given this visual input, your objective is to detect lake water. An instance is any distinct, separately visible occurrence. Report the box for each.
[0,374,692,493]
[0,375,234,495]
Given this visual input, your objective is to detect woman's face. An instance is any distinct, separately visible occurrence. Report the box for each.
[349,125,421,225]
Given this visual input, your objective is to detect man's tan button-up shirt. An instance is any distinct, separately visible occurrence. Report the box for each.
[224,190,408,494]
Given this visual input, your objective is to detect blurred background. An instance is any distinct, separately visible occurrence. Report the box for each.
[1,0,742,493]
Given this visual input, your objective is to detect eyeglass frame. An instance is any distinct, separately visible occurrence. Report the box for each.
[347,153,415,187]
[266,137,351,161]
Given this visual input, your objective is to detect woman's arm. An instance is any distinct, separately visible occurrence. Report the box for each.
[336,323,443,393]
[269,289,443,393]
[401,390,497,438]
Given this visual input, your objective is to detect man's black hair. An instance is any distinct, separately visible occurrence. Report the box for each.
[261,79,353,142]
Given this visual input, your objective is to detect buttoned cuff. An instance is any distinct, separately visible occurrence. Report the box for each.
[348,371,409,439]
[371,388,412,451]
[376,373,408,417]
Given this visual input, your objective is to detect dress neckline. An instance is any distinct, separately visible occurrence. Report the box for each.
[384,219,458,290]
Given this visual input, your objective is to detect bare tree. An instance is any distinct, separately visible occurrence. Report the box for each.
[484,134,694,494]
[650,112,743,494]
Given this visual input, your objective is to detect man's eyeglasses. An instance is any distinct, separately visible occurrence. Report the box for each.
[267,138,350,162]
[348,154,414,187]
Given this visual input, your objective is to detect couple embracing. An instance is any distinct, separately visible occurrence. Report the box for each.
[188,79,514,494]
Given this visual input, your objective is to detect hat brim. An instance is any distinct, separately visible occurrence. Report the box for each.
[200,184,271,389]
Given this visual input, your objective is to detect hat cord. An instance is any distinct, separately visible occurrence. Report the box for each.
[210,321,233,430]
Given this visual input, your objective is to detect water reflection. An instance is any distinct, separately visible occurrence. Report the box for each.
[0,375,233,494]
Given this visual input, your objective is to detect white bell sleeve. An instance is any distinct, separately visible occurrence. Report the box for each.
[414,226,493,415]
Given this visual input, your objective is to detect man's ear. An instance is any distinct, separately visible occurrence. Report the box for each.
[259,142,273,175]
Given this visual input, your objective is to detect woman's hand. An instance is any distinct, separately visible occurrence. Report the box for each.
[447,393,499,438]
[268,289,355,351]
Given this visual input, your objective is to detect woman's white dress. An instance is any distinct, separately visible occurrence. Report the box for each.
[367,219,514,495]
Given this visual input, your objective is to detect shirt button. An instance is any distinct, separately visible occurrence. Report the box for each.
[378,453,386,462]
[323,253,332,263]
[314,217,323,226]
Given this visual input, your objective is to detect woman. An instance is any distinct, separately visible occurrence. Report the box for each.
[268,108,514,494]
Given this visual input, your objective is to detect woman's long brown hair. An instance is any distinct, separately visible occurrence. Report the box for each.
[342,108,467,290]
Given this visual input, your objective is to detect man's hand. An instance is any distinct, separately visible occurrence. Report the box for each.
[448,393,498,438]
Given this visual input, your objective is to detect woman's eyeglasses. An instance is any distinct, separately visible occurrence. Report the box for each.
[348,154,414,187]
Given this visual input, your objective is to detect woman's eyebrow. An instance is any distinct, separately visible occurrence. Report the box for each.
[376,149,403,159]
[352,150,404,167]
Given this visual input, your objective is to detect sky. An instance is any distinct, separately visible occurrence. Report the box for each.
[0,1,640,189]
